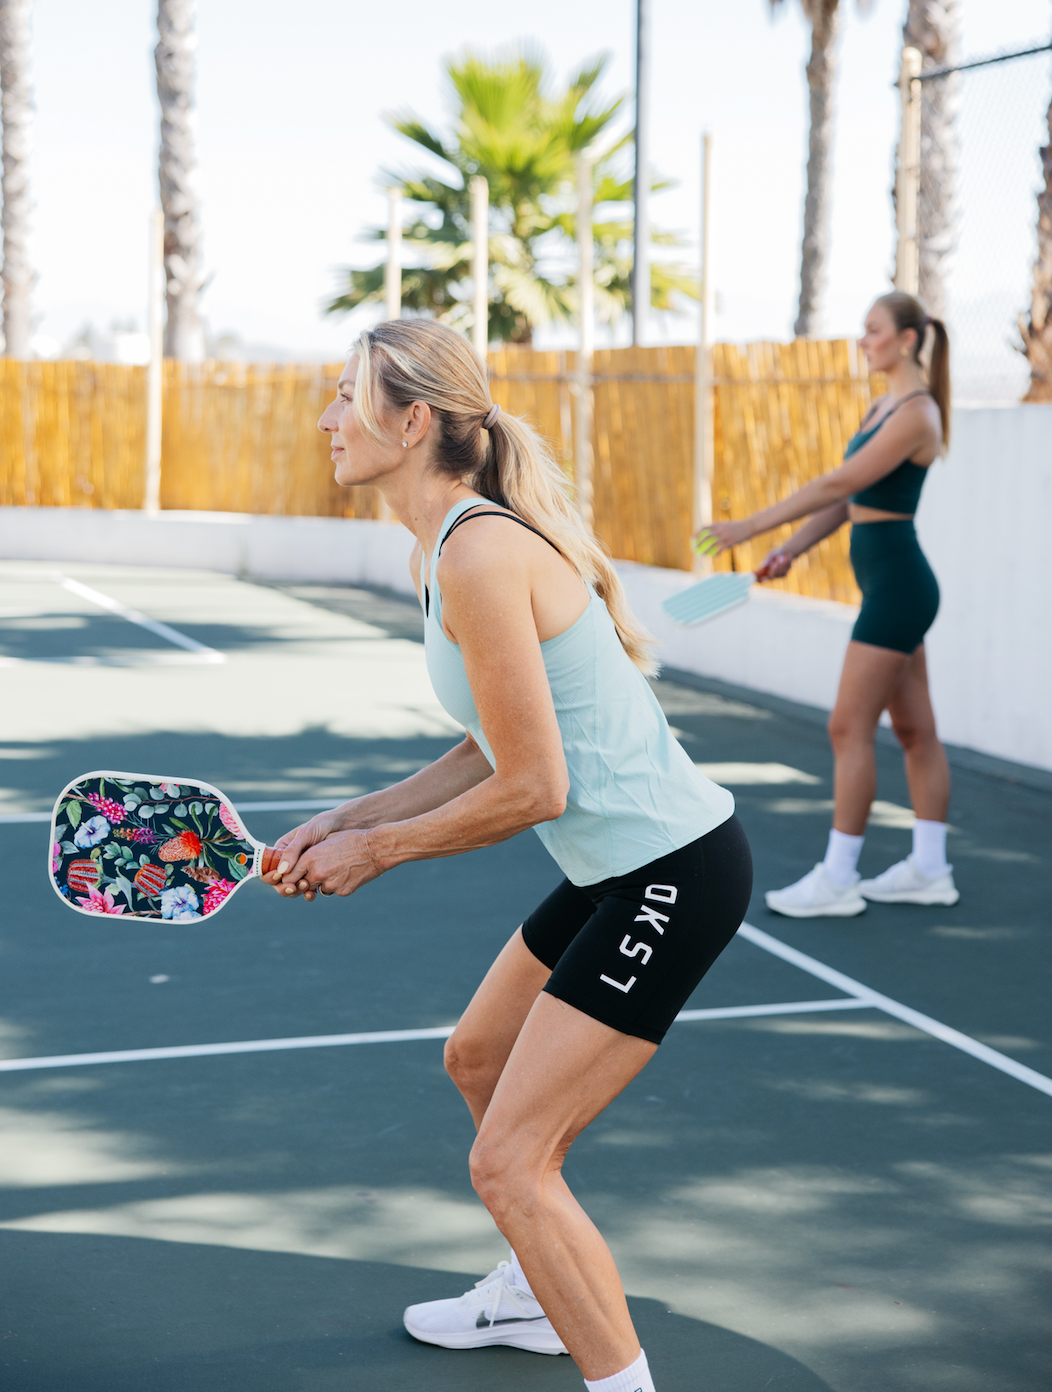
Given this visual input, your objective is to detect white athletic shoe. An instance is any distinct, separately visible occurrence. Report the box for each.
[765,863,867,918]
[403,1261,568,1355]
[858,855,960,905]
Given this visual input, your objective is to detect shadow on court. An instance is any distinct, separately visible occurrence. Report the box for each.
[2,574,1050,1392]
[0,1233,833,1392]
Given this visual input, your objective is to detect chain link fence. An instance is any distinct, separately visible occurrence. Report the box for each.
[920,42,1052,404]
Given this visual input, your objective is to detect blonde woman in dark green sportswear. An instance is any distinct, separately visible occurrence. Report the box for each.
[698,292,959,918]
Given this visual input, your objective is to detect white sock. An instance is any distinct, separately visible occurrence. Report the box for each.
[585,1348,655,1392]
[912,819,949,877]
[508,1248,535,1298]
[823,828,864,886]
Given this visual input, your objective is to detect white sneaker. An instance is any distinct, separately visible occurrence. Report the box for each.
[859,855,960,905]
[765,863,867,918]
[403,1261,567,1355]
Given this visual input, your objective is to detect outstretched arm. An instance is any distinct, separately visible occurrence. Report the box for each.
[696,397,938,552]
[757,503,849,576]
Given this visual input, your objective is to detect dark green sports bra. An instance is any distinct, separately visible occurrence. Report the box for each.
[847,390,933,516]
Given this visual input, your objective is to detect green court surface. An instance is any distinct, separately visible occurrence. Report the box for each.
[1,561,1049,1392]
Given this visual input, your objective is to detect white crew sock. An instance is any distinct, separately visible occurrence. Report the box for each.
[584,1348,655,1392]
[508,1249,535,1299]
[823,828,864,886]
[912,818,949,878]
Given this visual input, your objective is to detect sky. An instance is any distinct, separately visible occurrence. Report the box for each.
[18,0,1052,362]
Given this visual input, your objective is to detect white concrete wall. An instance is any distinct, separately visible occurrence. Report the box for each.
[615,563,858,714]
[915,406,1052,772]
[0,508,419,596]
[1,404,1049,770]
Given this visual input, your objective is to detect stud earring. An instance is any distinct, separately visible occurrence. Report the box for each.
[901,346,910,357]
[402,441,408,449]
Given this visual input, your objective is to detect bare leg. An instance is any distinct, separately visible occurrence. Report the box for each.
[444,929,653,1379]
[886,644,951,822]
[443,926,551,1128]
[468,992,655,1380]
[828,640,910,835]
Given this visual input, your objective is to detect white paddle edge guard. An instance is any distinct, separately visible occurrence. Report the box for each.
[49,770,266,924]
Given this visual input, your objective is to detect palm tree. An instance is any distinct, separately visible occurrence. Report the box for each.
[771,1,879,338]
[155,0,205,360]
[1020,90,1052,401]
[326,49,697,345]
[901,0,959,319]
[771,0,842,338]
[0,0,33,358]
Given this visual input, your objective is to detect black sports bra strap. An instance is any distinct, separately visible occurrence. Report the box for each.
[439,506,561,556]
[868,389,932,430]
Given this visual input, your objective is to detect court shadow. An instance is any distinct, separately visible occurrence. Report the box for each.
[0,1230,833,1392]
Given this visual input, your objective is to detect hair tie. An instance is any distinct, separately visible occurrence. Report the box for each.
[482,403,501,430]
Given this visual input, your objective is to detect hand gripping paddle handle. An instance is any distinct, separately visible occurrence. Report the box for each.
[260,846,282,877]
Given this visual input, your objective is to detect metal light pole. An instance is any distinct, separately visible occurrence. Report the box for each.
[470,175,489,362]
[144,209,165,513]
[692,133,714,571]
[575,154,595,531]
[895,46,922,294]
[0,0,34,357]
[385,188,402,320]
[631,0,649,347]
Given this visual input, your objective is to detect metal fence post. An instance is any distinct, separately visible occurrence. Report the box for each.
[631,0,649,346]
[385,188,402,321]
[143,208,165,514]
[575,154,595,531]
[470,175,489,363]
[895,46,923,294]
[693,133,714,573]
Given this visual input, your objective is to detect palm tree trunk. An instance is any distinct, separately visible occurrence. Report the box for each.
[795,0,840,338]
[902,0,959,319]
[155,0,205,361]
[0,0,33,358]
[1021,91,1052,402]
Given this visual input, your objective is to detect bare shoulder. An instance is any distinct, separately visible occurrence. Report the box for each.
[898,391,942,442]
[436,510,540,588]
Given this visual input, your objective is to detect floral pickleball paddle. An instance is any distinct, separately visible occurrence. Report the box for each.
[49,771,280,922]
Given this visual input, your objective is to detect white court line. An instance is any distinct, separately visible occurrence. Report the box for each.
[0,908,1046,1098]
[0,798,342,826]
[0,999,867,1074]
[58,577,225,664]
[738,921,1052,1099]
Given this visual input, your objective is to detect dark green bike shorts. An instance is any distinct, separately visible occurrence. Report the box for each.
[849,520,940,655]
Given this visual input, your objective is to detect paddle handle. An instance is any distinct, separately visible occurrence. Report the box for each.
[260,846,282,877]
[752,558,781,582]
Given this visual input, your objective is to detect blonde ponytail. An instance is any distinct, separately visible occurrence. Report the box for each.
[352,320,656,675]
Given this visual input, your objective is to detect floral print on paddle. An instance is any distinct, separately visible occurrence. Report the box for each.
[50,773,261,922]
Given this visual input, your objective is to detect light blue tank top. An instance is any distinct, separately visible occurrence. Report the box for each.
[421,499,735,886]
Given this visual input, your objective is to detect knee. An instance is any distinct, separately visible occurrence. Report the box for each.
[444,1029,499,1098]
[827,710,860,751]
[468,1136,542,1226]
[891,714,934,752]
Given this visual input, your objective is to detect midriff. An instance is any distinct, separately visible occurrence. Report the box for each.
[848,503,914,523]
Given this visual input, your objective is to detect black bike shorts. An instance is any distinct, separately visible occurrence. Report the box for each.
[521,815,753,1045]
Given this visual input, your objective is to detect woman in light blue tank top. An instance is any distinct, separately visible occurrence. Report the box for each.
[268,320,751,1390]
[697,292,960,921]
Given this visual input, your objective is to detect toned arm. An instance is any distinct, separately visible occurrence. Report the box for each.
[703,397,940,549]
[272,522,573,897]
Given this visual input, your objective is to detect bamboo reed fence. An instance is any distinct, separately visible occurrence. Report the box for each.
[1,344,885,604]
